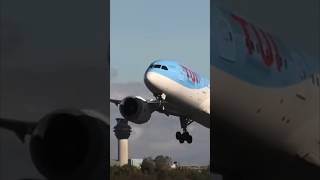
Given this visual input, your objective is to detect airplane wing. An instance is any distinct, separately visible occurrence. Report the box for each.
[110,97,161,107]
[110,98,122,106]
[110,96,195,144]
[110,96,178,117]
[0,118,37,143]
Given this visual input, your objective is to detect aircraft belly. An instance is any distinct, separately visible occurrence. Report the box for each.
[212,66,320,166]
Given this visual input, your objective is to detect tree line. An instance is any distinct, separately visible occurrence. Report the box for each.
[111,155,210,180]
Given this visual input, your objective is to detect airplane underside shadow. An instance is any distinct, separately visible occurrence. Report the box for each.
[212,115,320,180]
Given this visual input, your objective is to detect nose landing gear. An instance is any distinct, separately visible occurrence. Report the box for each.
[154,93,167,111]
[176,117,193,144]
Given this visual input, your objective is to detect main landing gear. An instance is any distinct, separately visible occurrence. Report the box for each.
[176,117,193,144]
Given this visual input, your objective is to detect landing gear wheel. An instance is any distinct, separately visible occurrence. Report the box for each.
[182,132,192,144]
[176,132,184,143]
[176,131,193,144]
[176,131,182,140]
[182,132,189,140]
[186,134,192,144]
[176,117,194,144]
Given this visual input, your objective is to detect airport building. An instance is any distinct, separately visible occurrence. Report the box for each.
[128,158,143,168]
[110,158,143,168]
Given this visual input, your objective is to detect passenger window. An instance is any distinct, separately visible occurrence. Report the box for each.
[154,65,161,68]
[161,66,168,70]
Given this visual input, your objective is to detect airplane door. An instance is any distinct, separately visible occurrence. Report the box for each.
[217,17,236,62]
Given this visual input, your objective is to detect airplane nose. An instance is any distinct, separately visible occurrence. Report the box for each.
[144,71,154,85]
[144,71,160,93]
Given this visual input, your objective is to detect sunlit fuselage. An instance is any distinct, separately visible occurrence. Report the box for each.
[144,60,210,128]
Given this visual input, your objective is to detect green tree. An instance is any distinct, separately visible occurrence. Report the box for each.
[141,157,156,174]
[154,155,172,172]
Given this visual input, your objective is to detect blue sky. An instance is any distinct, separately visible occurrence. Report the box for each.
[111,0,210,82]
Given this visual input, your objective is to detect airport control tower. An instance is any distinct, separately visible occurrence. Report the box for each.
[114,118,131,166]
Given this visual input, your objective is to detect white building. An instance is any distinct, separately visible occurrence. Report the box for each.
[128,158,143,168]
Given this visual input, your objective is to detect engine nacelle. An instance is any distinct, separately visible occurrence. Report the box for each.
[29,109,109,180]
[119,96,152,124]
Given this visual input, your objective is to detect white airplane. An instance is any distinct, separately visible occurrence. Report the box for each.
[110,60,210,144]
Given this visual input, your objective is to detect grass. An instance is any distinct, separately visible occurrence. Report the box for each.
[110,165,210,180]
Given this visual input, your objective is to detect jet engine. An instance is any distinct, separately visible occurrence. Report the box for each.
[119,96,152,124]
[22,109,108,180]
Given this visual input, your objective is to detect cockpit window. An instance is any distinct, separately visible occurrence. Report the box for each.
[148,64,169,70]
[161,66,168,70]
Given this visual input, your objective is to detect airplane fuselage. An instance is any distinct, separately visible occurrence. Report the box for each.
[212,5,320,166]
[144,60,210,128]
